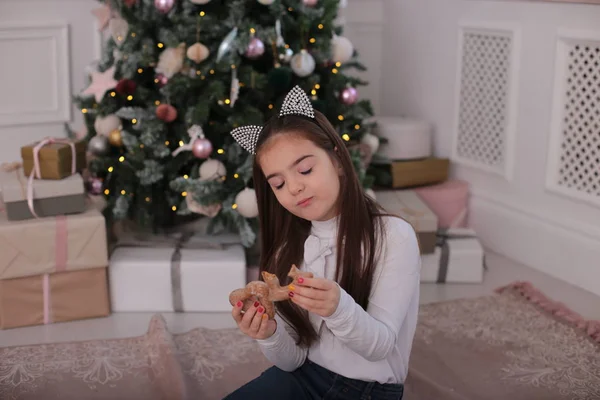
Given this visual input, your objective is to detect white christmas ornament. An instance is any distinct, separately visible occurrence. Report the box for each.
[235,188,259,218]
[94,114,121,136]
[331,35,353,63]
[199,159,226,181]
[257,0,275,4]
[230,68,239,107]
[290,50,315,77]
[109,17,129,47]
[360,132,380,155]
[156,43,186,78]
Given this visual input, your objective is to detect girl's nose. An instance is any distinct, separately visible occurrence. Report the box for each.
[287,179,304,195]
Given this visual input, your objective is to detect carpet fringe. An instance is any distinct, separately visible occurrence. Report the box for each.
[495,281,600,345]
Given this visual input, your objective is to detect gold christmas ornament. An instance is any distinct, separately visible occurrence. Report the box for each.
[186,42,210,63]
[108,129,123,147]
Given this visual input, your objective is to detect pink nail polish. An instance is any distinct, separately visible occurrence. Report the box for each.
[289,292,294,297]
[258,306,264,313]
[298,277,304,284]
[236,301,243,308]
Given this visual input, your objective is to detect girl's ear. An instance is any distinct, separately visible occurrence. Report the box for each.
[335,152,344,176]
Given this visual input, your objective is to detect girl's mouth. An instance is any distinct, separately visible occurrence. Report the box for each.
[297,197,313,207]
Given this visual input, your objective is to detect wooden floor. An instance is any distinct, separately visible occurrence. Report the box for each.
[1,250,599,348]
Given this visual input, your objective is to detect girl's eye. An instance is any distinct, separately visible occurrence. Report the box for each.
[274,183,284,190]
[300,168,312,175]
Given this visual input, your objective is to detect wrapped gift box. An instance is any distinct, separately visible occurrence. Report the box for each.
[0,267,110,329]
[420,228,484,283]
[375,190,438,254]
[370,157,449,189]
[0,204,108,280]
[1,167,86,221]
[21,139,87,180]
[109,241,247,312]
[374,116,432,160]
[415,180,469,229]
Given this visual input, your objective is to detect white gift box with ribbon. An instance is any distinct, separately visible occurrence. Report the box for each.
[420,228,485,283]
[109,233,246,312]
[375,190,438,254]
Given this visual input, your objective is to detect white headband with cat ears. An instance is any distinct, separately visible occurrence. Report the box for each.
[230,85,315,154]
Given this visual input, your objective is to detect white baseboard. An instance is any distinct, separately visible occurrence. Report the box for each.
[469,191,600,298]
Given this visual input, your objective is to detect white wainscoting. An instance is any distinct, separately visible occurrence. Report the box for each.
[470,189,600,297]
[0,22,71,127]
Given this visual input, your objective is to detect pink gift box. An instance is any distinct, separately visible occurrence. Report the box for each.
[414,180,469,229]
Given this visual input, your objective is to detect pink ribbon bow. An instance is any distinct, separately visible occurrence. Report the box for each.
[26,137,76,218]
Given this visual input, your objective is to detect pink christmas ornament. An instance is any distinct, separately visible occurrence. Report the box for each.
[154,0,175,13]
[303,0,318,6]
[91,5,111,31]
[245,37,265,59]
[87,177,104,196]
[340,86,358,105]
[192,138,213,158]
[155,73,168,87]
[82,66,118,103]
[156,104,178,122]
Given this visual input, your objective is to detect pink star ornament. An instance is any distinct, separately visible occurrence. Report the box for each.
[82,66,118,103]
[92,5,111,31]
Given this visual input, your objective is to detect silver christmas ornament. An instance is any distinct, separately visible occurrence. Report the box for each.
[290,50,315,77]
[88,135,110,155]
[217,27,238,63]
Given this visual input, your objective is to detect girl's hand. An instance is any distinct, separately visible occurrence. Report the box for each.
[231,300,277,340]
[289,277,340,317]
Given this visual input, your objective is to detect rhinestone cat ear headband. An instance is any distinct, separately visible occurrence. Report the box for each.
[230,85,315,154]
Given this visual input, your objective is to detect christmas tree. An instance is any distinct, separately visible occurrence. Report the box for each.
[74,0,380,247]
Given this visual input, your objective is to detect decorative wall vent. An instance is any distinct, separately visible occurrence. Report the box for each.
[547,32,600,206]
[452,24,519,179]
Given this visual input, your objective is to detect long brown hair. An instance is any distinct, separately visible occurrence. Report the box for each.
[253,110,387,347]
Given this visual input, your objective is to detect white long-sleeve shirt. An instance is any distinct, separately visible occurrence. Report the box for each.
[256,215,421,384]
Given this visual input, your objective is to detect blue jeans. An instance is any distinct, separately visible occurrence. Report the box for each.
[223,359,404,400]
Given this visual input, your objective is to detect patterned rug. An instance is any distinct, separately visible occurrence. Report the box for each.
[0,282,598,400]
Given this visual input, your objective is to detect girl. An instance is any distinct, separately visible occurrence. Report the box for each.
[225,86,421,400]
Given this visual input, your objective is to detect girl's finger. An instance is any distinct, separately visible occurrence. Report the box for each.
[295,277,333,290]
[289,284,327,300]
[240,301,260,329]
[231,300,244,324]
[257,314,272,337]
[250,306,265,333]
[290,293,320,312]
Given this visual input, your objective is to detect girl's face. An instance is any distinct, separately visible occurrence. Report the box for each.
[258,134,341,222]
